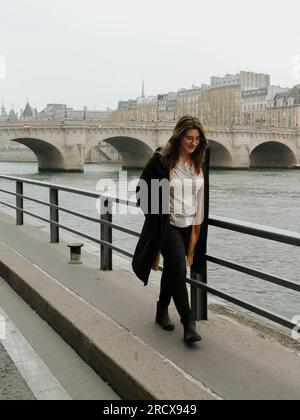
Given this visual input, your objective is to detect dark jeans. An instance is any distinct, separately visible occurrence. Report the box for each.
[159,223,193,324]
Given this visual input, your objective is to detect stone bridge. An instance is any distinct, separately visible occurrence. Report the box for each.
[0,120,299,171]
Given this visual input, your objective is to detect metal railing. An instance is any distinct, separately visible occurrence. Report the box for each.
[0,174,299,331]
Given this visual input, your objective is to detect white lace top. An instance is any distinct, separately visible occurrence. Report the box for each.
[169,162,204,228]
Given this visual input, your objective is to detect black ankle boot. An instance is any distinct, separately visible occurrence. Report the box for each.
[155,301,175,331]
[182,319,202,343]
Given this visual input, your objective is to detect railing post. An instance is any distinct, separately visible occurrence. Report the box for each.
[191,263,208,321]
[16,181,24,225]
[100,197,113,271]
[49,188,59,243]
[191,146,210,321]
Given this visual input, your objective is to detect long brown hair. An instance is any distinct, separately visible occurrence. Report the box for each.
[161,115,208,175]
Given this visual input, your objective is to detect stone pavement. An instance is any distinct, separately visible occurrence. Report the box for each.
[0,341,35,400]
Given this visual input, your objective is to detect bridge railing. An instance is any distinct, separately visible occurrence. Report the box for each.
[0,174,299,332]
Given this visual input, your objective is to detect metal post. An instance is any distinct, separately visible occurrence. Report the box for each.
[16,181,23,225]
[190,146,210,321]
[49,188,59,243]
[67,243,84,264]
[191,264,208,321]
[100,197,112,271]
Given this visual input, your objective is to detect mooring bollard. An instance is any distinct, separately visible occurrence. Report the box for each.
[67,243,84,264]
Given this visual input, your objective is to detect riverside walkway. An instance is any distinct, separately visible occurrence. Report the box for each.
[0,208,299,400]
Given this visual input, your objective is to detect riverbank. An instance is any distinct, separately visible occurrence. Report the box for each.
[0,208,299,400]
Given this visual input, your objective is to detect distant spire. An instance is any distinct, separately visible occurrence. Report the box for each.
[22,100,33,119]
[141,79,145,98]
[1,101,7,117]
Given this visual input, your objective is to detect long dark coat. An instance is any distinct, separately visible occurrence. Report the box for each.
[132,147,210,286]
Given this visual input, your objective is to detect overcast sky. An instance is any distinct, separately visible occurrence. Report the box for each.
[0,0,300,112]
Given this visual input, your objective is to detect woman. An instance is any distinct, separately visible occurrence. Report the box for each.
[132,116,209,344]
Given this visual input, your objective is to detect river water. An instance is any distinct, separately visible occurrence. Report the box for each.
[0,161,299,323]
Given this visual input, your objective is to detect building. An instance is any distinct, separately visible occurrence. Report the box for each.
[39,104,65,119]
[54,108,113,121]
[20,101,37,120]
[211,71,270,90]
[273,85,300,107]
[8,108,18,121]
[211,73,241,89]
[111,96,157,123]
[206,74,241,126]
[241,86,288,126]
[177,86,203,119]
[137,96,157,122]
[39,104,113,121]
[110,99,139,122]
[240,71,270,90]
[206,71,271,127]
[157,92,177,122]
[265,85,300,128]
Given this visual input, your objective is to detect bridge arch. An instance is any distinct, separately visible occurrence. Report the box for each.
[206,139,233,168]
[10,138,67,171]
[85,136,155,169]
[249,141,297,168]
